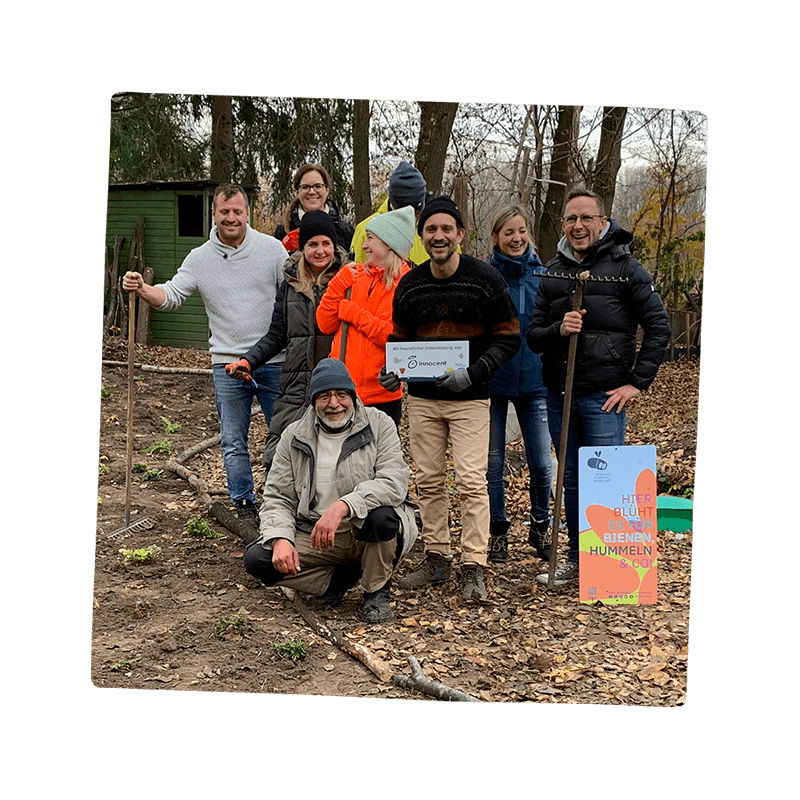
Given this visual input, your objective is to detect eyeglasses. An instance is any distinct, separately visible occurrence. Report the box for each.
[315,390,351,403]
[298,183,326,193]
[562,214,604,227]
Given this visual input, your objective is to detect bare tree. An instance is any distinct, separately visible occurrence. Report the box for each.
[592,106,627,214]
[415,101,459,195]
[210,95,234,183]
[537,106,579,263]
[352,99,372,222]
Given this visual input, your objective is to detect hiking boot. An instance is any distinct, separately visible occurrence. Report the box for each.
[536,560,578,586]
[237,500,259,527]
[488,520,511,562]
[461,564,487,600]
[399,551,453,589]
[528,516,551,561]
[361,581,392,623]
[306,562,362,609]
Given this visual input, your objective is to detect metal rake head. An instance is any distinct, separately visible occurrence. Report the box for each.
[107,516,153,538]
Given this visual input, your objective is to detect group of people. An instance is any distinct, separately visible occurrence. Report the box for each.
[122,161,670,624]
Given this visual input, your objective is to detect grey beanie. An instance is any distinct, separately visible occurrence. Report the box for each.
[309,358,357,402]
[365,206,416,260]
[388,161,427,211]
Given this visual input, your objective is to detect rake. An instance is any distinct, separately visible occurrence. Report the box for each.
[543,269,628,587]
[108,288,152,538]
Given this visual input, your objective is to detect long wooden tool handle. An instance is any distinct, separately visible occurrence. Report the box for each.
[124,290,136,526]
[547,282,584,587]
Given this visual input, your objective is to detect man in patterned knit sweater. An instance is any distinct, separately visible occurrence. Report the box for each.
[380,196,521,599]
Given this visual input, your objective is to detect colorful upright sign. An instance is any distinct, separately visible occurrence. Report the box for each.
[578,445,658,605]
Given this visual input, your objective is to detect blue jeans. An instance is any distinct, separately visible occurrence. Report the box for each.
[487,394,552,524]
[212,362,282,507]
[546,390,626,562]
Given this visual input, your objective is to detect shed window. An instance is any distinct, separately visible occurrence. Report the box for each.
[177,194,204,237]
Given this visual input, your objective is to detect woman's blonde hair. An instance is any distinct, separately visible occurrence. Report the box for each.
[489,204,531,243]
[380,250,405,289]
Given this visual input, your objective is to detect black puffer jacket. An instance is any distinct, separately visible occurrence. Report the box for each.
[243,245,348,469]
[527,220,670,397]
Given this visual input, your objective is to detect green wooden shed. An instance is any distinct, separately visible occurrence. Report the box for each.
[105,180,256,349]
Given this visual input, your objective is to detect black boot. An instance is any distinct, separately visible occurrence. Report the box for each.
[528,516,551,561]
[306,562,362,609]
[361,580,392,623]
[488,519,511,562]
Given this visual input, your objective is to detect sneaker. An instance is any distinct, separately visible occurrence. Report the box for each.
[536,560,578,586]
[528,516,551,561]
[306,562,362,609]
[361,581,392,623]
[461,564,487,600]
[398,551,453,589]
[237,500,258,527]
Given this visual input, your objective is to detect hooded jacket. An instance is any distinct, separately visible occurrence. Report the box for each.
[488,245,547,398]
[527,219,670,397]
[316,260,411,405]
[256,398,417,558]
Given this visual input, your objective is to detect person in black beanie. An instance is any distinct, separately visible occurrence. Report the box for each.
[226,210,349,475]
[380,195,521,600]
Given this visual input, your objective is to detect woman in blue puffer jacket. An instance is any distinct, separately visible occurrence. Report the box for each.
[486,205,553,563]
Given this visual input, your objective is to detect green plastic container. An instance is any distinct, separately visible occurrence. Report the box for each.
[657,495,693,532]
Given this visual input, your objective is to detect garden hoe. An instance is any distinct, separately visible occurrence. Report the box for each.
[108,287,152,538]
[543,269,627,588]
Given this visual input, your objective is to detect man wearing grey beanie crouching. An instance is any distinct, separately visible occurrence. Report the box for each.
[244,359,417,623]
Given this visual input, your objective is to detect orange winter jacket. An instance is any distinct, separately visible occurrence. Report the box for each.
[316,261,410,405]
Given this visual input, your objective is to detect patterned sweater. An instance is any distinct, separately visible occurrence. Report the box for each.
[389,254,521,401]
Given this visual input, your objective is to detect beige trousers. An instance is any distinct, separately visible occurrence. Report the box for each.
[407,395,490,566]
[278,529,396,595]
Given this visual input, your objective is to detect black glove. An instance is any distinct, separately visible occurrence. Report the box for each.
[378,366,401,392]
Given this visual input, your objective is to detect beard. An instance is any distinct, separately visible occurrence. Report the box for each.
[316,404,355,433]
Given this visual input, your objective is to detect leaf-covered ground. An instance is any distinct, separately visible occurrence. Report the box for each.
[93,339,697,705]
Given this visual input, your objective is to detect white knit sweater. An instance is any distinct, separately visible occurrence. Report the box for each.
[157,225,288,364]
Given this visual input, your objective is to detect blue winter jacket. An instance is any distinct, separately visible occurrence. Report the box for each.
[488,246,547,398]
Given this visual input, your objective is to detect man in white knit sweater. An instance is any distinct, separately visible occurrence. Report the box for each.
[122,184,288,525]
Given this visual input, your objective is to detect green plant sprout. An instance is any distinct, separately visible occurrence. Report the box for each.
[101,385,117,400]
[272,638,308,661]
[185,516,223,539]
[121,545,161,565]
[132,463,149,473]
[216,614,245,638]
[161,417,182,435]
[144,439,172,455]
[142,469,160,481]
[109,658,139,672]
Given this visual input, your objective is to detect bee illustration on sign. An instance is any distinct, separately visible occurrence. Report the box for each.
[587,450,608,470]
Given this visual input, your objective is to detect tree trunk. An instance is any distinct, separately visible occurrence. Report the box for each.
[592,106,627,215]
[538,105,578,263]
[452,174,469,251]
[352,99,372,224]
[415,101,458,196]
[210,95,234,183]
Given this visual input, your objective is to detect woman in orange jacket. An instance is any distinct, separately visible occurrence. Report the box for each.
[316,205,416,427]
